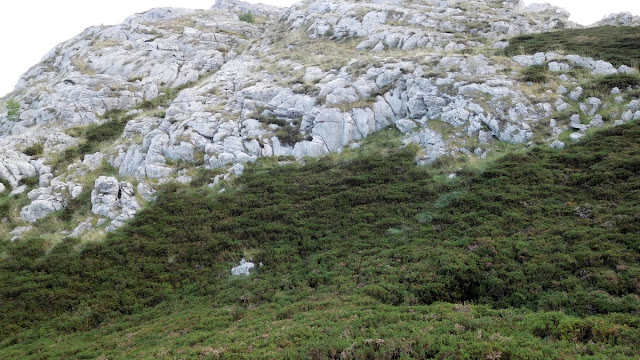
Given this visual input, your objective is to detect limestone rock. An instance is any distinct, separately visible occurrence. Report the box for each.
[10,226,33,242]
[403,128,447,165]
[70,219,94,238]
[231,258,255,276]
[20,190,65,222]
[595,12,640,27]
[0,0,636,243]
[396,119,418,134]
[568,87,583,101]
[91,176,140,230]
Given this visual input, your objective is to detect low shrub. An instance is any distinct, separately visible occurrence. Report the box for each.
[238,11,255,24]
[521,64,549,83]
[22,143,44,157]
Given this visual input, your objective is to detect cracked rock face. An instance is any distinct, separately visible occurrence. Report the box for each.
[0,0,639,240]
[91,176,140,231]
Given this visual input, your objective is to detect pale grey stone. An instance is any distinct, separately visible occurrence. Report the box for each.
[590,115,604,128]
[145,165,174,179]
[231,258,255,276]
[568,87,583,101]
[10,226,33,241]
[91,176,139,228]
[396,119,418,134]
[570,132,585,141]
[137,182,156,202]
[69,219,93,238]
[491,41,509,49]
[403,128,447,165]
[548,62,570,72]
[312,109,345,153]
[619,65,638,75]
[20,191,65,222]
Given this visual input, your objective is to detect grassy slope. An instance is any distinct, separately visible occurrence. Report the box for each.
[504,26,640,67]
[0,121,639,358]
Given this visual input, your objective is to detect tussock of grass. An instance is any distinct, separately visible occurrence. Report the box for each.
[521,64,549,83]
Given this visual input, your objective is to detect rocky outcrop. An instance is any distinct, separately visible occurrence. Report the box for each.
[285,0,573,54]
[1,0,639,241]
[91,176,140,231]
[19,177,80,222]
[595,12,640,27]
[231,258,256,276]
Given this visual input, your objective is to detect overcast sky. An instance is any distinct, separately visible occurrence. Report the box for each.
[1,0,639,97]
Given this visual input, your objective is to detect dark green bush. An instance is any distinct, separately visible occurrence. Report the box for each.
[22,143,44,157]
[5,99,20,121]
[521,64,549,83]
[275,125,305,146]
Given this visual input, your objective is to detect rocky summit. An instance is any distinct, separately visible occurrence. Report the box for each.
[1,1,640,358]
[0,0,638,237]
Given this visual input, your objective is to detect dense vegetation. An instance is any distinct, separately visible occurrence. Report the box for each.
[505,26,640,67]
[0,120,639,358]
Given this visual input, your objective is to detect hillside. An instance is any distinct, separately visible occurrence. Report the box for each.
[0,0,639,358]
[1,116,640,359]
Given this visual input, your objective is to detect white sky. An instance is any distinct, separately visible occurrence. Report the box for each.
[1,0,639,97]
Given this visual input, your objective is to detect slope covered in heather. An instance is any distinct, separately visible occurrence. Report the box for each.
[1,121,639,358]
[0,0,639,358]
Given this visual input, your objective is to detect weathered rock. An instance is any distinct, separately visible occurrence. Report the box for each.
[231,258,255,276]
[568,87,583,101]
[20,190,65,222]
[69,219,94,238]
[403,128,447,165]
[570,132,585,141]
[10,226,33,242]
[396,119,418,134]
[91,176,140,230]
[595,12,640,27]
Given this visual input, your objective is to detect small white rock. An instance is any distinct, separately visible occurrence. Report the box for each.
[231,258,255,276]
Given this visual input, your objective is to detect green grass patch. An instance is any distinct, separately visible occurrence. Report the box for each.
[505,26,640,67]
[521,64,549,83]
[22,143,44,157]
[1,296,639,359]
[581,73,640,99]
